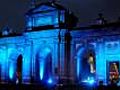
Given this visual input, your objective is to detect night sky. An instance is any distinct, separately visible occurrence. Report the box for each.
[0,0,120,32]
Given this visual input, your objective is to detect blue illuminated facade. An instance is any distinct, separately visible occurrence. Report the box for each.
[0,2,120,85]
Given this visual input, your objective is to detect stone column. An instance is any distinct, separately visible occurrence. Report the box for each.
[64,31,71,83]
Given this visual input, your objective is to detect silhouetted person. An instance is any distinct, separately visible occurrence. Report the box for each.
[107,80,119,90]
[97,81,105,90]
[96,13,107,25]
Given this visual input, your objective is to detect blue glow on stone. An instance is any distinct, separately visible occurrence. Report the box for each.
[44,47,51,55]
[28,21,32,27]
[39,47,51,80]
[9,63,14,80]
[47,78,53,84]
[77,47,84,78]
[34,16,52,26]
[77,58,80,78]
[40,60,44,80]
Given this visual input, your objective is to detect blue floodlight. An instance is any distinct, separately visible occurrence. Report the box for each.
[40,61,44,80]
[47,78,53,84]
[9,64,14,80]
[82,77,95,85]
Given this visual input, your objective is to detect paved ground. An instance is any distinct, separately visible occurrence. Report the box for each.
[0,84,120,90]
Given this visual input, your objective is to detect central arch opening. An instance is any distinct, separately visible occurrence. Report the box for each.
[76,46,96,83]
[81,49,96,80]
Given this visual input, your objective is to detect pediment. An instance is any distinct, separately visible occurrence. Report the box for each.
[27,2,66,14]
[32,5,55,13]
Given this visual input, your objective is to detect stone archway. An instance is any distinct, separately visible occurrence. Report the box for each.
[35,46,52,82]
[16,54,23,84]
[76,44,96,82]
[8,48,23,83]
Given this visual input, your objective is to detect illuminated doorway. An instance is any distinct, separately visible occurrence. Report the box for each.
[81,50,96,81]
[76,46,96,83]
[107,61,119,84]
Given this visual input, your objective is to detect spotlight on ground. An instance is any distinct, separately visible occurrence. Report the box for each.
[47,78,53,84]
[82,77,95,85]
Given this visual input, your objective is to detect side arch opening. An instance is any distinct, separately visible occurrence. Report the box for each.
[35,46,53,83]
[9,50,23,84]
[16,54,23,84]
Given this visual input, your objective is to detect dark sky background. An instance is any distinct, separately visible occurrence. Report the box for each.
[0,0,120,32]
